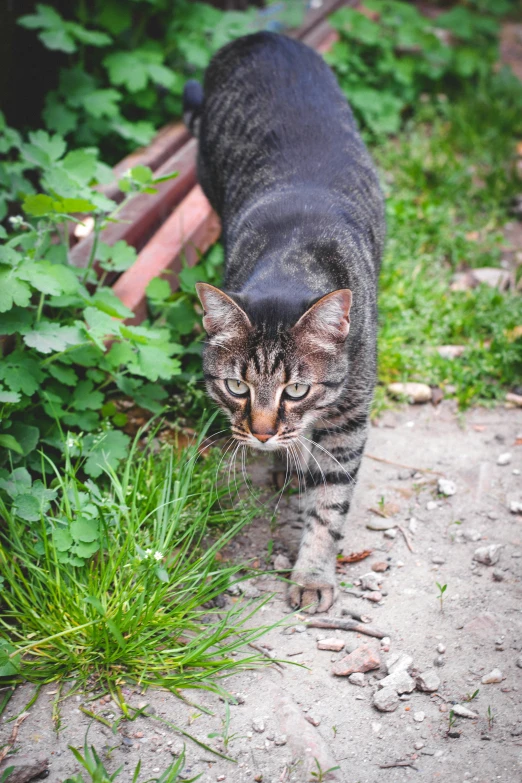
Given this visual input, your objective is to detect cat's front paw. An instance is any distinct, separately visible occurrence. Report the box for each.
[288,566,337,614]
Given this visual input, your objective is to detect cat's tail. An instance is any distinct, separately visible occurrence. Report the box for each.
[183,79,204,138]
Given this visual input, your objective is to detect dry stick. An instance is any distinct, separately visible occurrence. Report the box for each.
[304,617,387,639]
[341,608,372,624]
[365,453,443,476]
[0,713,29,763]
[248,642,285,670]
[397,525,415,553]
[379,760,418,770]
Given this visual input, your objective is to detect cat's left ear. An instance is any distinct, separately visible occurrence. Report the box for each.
[196,282,252,339]
[292,289,352,344]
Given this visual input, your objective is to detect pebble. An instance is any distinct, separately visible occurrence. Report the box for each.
[348,672,366,687]
[317,638,345,652]
[433,656,445,668]
[217,776,225,781]
[360,572,382,591]
[273,554,292,571]
[380,637,391,647]
[452,704,478,719]
[481,668,503,684]
[294,624,307,633]
[372,721,382,734]
[516,655,522,669]
[426,501,438,511]
[366,591,383,603]
[387,382,432,404]
[437,478,456,496]
[373,687,399,712]
[492,569,504,582]
[461,528,482,542]
[473,544,503,566]
[497,452,512,466]
[509,501,522,514]
[305,715,321,727]
[413,712,425,723]
[436,643,446,654]
[274,735,287,746]
[384,528,397,539]
[252,719,265,733]
[409,517,418,534]
[385,653,413,675]
[366,518,397,531]
[416,670,440,693]
[371,561,389,573]
[414,741,425,750]
[378,669,416,694]
[432,555,445,564]
[332,644,381,677]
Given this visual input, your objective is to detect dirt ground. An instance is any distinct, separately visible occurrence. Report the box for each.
[2,401,521,783]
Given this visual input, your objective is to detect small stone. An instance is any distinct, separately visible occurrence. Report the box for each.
[426,501,438,511]
[371,721,382,734]
[384,528,397,539]
[360,572,382,591]
[252,719,265,733]
[492,569,504,582]
[438,478,456,496]
[240,582,261,599]
[516,655,522,669]
[317,638,345,652]
[481,668,503,684]
[416,670,440,693]
[409,517,418,534]
[373,687,399,712]
[432,555,445,565]
[462,528,482,542]
[294,624,307,633]
[378,669,416,694]
[388,382,432,404]
[497,452,512,466]
[305,714,320,727]
[273,554,291,571]
[366,591,383,603]
[413,712,425,723]
[371,561,389,573]
[274,735,287,746]
[452,704,478,719]
[386,653,413,675]
[487,511,499,520]
[433,656,445,668]
[366,519,397,531]
[217,776,225,782]
[332,643,381,677]
[509,500,522,514]
[348,672,366,687]
[436,643,446,654]
[380,637,391,647]
[473,544,502,566]
[414,741,425,750]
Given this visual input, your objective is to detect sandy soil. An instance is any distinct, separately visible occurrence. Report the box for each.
[2,402,521,783]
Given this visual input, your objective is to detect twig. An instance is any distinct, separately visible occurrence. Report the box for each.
[304,617,387,639]
[366,453,443,476]
[379,759,418,770]
[0,713,29,763]
[397,525,415,553]
[341,608,372,623]
[248,642,285,670]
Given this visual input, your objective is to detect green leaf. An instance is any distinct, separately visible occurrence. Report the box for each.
[0,435,23,455]
[27,129,67,162]
[0,267,32,312]
[23,323,84,354]
[8,423,40,457]
[83,430,131,478]
[40,28,76,53]
[146,277,171,303]
[53,528,73,552]
[22,194,56,217]
[83,89,121,118]
[72,380,104,411]
[0,352,45,396]
[0,390,21,404]
[14,494,41,522]
[133,345,181,382]
[70,517,99,543]
[0,308,33,335]
[0,467,31,498]
[47,363,78,386]
[72,540,99,558]
[0,640,20,677]
[96,240,137,272]
[68,23,111,48]
[91,287,134,319]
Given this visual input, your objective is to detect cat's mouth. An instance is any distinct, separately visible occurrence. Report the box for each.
[231,428,298,452]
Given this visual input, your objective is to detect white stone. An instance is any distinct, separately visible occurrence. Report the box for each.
[317,638,345,652]
[360,572,382,592]
[273,554,292,571]
[497,452,512,466]
[436,643,446,654]
[348,672,366,687]
[387,382,432,404]
[413,712,425,723]
[426,501,438,511]
[473,544,503,566]
[252,719,265,733]
[452,704,478,719]
[481,668,503,684]
[373,687,399,712]
[510,501,522,514]
[378,669,415,694]
[438,478,456,496]
[416,670,440,693]
[386,653,413,675]
[384,528,397,539]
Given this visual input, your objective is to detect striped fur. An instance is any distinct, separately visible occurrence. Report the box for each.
[184,32,385,613]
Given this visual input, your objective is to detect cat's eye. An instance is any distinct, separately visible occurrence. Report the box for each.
[225,378,249,396]
[285,383,310,400]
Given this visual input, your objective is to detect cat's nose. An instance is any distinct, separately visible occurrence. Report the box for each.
[252,431,275,443]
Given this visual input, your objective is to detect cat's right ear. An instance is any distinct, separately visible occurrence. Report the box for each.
[195,283,252,339]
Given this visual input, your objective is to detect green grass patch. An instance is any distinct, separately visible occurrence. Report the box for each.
[0,420,268,696]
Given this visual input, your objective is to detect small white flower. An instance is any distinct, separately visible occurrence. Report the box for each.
[145,548,153,557]
[66,436,76,449]
[153,551,163,561]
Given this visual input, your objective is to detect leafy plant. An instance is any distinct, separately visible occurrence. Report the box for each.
[436,582,447,612]
[0,421,268,693]
[309,758,341,782]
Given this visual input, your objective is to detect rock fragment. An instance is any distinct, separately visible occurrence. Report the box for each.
[497,452,512,466]
[360,572,382,592]
[437,478,456,496]
[317,638,345,652]
[416,670,440,692]
[452,704,478,719]
[378,669,415,694]
[473,544,502,566]
[366,591,383,603]
[366,519,397,531]
[332,644,381,677]
[516,655,522,669]
[274,734,287,746]
[388,382,432,404]
[413,712,425,723]
[510,500,522,514]
[273,554,292,571]
[252,719,265,733]
[373,687,399,712]
[371,561,388,573]
[481,668,503,684]
[385,653,413,675]
[348,672,366,687]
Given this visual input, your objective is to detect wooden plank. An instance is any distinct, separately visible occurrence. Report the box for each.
[70,139,197,268]
[292,0,347,40]
[112,186,221,324]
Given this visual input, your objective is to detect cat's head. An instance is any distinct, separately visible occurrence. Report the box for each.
[196,283,352,451]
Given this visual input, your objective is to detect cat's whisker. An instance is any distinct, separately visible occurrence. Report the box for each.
[227,441,242,504]
[273,445,292,515]
[288,442,305,509]
[297,436,329,497]
[213,437,236,515]
[301,434,357,486]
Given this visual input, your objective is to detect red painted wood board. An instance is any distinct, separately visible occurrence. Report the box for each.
[112,185,221,324]
[70,138,197,269]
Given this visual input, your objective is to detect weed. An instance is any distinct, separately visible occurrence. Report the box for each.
[487,705,495,731]
[447,709,457,733]
[0,421,270,695]
[436,582,447,612]
[207,700,246,753]
[309,758,341,782]
[464,689,480,703]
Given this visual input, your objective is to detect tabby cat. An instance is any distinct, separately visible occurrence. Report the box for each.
[183,32,385,613]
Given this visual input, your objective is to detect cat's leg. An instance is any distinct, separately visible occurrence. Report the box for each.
[288,413,369,613]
